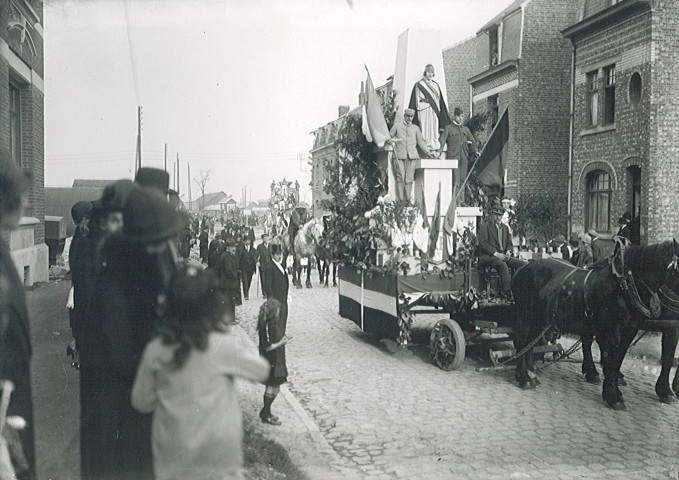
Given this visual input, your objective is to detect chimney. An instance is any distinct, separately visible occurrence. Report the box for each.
[358,80,366,106]
[338,105,350,117]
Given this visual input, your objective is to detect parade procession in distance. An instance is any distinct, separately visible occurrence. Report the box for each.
[2,0,679,479]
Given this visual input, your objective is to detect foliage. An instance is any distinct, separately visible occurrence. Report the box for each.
[320,89,421,272]
[193,169,213,210]
[513,190,568,247]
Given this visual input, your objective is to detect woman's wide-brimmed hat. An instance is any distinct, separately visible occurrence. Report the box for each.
[122,186,188,243]
[70,201,92,224]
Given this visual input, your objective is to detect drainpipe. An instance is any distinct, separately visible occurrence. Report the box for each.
[567,43,576,237]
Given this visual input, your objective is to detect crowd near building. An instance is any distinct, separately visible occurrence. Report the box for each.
[311,0,679,244]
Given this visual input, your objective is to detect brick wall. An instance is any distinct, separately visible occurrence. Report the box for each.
[648,0,679,243]
[442,36,477,114]
[569,8,653,238]
[516,0,578,205]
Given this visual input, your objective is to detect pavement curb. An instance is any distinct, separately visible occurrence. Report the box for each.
[232,323,347,479]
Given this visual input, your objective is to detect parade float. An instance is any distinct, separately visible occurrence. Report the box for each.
[325,29,563,370]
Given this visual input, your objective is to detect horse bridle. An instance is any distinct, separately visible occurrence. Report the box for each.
[621,247,679,317]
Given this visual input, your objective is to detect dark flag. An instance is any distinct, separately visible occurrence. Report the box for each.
[472,106,509,196]
[442,184,457,261]
[427,183,441,258]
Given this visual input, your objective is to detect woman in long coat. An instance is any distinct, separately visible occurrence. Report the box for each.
[84,185,187,479]
[0,151,35,480]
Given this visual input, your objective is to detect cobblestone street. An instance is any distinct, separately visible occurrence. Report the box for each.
[238,276,679,480]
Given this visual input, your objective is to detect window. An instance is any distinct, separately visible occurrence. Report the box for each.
[488,95,499,129]
[629,72,642,107]
[627,165,641,218]
[603,65,616,125]
[586,71,598,126]
[586,171,611,232]
[489,27,499,67]
[9,82,21,166]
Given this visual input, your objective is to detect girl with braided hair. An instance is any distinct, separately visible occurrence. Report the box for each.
[131,266,268,479]
[257,298,289,425]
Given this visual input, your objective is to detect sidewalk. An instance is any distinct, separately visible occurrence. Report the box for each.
[231,321,347,480]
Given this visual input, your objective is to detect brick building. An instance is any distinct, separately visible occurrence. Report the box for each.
[441,36,478,116]
[563,0,679,244]
[310,80,395,218]
[1,0,47,285]
[455,0,581,202]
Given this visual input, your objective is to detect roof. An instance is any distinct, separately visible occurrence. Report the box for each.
[218,197,238,205]
[193,191,228,207]
[562,0,649,39]
[72,179,114,188]
[478,0,525,33]
[45,187,105,236]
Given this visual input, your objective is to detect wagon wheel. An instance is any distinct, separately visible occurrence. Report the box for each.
[430,319,466,371]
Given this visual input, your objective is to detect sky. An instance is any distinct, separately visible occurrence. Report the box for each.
[44,0,512,204]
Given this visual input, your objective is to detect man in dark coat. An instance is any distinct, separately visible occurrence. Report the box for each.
[553,234,570,262]
[616,212,632,242]
[439,107,477,198]
[264,243,290,331]
[216,238,241,308]
[478,204,527,298]
[256,234,272,299]
[207,236,225,271]
[85,185,187,480]
[198,227,209,264]
[239,240,257,300]
[68,201,93,363]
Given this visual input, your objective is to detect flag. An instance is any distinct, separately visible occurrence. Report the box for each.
[427,183,441,258]
[442,184,458,261]
[471,106,509,196]
[413,183,429,253]
[361,66,390,148]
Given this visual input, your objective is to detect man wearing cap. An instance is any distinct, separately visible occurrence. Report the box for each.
[216,238,242,309]
[265,243,290,330]
[439,107,478,197]
[477,203,527,299]
[589,229,606,263]
[389,108,432,201]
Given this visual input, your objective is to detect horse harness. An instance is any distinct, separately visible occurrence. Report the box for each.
[613,244,679,318]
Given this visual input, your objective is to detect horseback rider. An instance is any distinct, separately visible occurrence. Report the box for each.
[289,206,307,255]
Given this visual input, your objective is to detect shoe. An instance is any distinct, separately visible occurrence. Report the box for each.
[261,415,282,426]
[244,296,249,300]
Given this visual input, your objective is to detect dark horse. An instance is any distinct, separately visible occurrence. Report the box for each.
[580,270,679,403]
[316,241,339,287]
[512,240,679,410]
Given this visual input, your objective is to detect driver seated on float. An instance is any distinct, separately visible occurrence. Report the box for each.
[477,203,528,300]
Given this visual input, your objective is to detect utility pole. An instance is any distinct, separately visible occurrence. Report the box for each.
[187,162,192,208]
[164,143,167,173]
[135,106,142,172]
[176,153,180,196]
[172,161,176,191]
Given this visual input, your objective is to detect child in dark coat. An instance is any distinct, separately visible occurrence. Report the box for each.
[257,298,289,425]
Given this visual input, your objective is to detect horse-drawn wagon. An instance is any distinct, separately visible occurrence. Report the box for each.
[338,239,679,410]
[338,255,563,371]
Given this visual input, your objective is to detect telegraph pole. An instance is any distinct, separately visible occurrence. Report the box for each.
[164,143,167,173]
[134,106,142,172]
[176,153,180,196]
[187,162,192,207]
